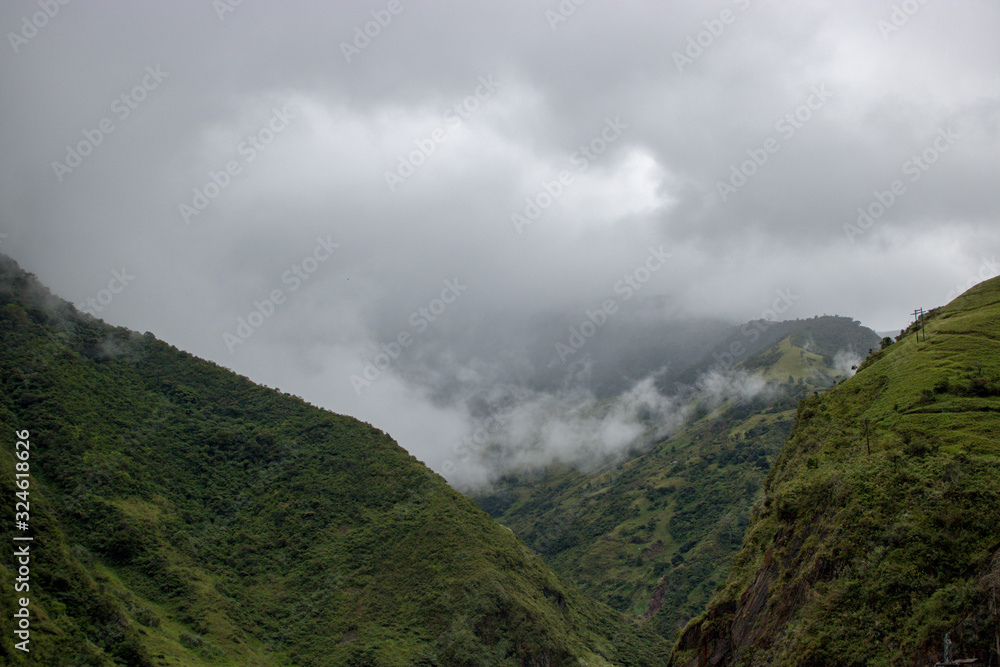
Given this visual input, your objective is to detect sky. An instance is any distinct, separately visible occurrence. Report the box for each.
[1,0,998,486]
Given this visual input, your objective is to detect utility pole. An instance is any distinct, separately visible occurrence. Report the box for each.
[912,308,926,342]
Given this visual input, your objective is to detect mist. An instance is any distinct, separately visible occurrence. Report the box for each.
[1,1,997,484]
[440,363,787,491]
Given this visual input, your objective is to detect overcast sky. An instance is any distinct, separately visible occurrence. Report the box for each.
[2,0,998,483]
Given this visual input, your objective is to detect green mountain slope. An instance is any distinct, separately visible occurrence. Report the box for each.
[671,277,1000,666]
[672,315,878,389]
[475,318,880,644]
[0,256,671,666]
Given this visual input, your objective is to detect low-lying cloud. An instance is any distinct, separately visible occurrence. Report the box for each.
[833,348,865,377]
[444,366,781,491]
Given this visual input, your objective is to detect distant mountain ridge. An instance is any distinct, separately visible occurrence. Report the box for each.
[672,315,878,389]
[474,316,880,643]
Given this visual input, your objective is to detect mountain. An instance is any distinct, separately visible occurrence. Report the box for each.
[671,277,1000,665]
[395,300,734,405]
[0,255,671,666]
[474,317,880,643]
[671,315,878,389]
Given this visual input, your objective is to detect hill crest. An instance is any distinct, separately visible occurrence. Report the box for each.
[670,276,1000,665]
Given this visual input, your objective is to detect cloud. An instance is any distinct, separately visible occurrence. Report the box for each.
[832,349,865,378]
[1,0,998,486]
[695,369,777,406]
[440,372,682,490]
[442,365,785,491]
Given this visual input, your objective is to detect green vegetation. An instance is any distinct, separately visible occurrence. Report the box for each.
[0,255,670,666]
[673,315,876,387]
[672,277,1000,666]
[475,318,879,644]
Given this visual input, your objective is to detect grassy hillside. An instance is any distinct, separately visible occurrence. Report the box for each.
[0,255,671,666]
[671,277,1000,666]
[475,318,879,644]
[672,315,877,389]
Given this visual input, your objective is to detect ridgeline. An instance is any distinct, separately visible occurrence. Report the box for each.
[671,276,1000,665]
[0,255,670,666]
[476,316,880,643]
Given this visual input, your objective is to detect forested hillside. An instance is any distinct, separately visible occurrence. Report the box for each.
[0,255,670,666]
[476,317,880,643]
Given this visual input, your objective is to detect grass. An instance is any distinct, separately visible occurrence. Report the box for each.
[672,276,1000,666]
